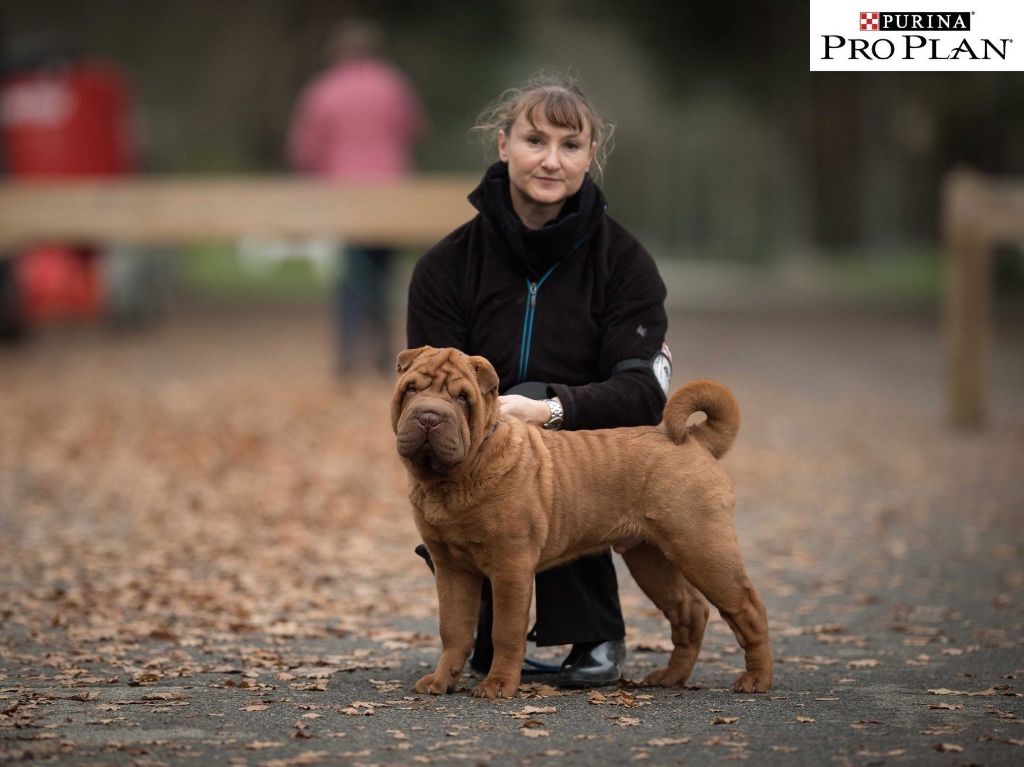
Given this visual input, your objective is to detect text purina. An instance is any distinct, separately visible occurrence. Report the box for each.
[822,34,1011,60]
[877,12,971,31]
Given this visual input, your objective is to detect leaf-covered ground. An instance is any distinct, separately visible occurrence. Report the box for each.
[1,304,1022,766]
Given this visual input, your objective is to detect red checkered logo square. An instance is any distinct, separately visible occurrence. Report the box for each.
[859,11,879,31]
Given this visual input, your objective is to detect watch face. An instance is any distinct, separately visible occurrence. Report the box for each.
[544,399,563,429]
[652,352,672,396]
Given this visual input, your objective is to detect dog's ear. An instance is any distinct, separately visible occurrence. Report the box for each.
[468,355,499,396]
[397,347,430,375]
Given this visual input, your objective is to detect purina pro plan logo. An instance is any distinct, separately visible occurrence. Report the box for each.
[810,1,1024,71]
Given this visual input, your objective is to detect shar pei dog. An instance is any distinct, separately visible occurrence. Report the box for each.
[391,346,773,699]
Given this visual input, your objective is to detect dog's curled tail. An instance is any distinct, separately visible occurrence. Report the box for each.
[662,380,740,459]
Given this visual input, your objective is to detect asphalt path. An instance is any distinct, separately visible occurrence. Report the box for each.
[1,303,1022,766]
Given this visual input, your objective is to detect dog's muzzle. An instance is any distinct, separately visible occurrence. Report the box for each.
[397,403,467,474]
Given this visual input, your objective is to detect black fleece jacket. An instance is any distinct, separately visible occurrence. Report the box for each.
[406,162,668,431]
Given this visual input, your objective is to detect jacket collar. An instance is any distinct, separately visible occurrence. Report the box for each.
[468,161,606,281]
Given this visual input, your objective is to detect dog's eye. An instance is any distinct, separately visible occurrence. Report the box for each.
[457,394,469,407]
[405,384,417,396]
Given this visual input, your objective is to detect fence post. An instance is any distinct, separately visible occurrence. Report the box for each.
[943,168,991,430]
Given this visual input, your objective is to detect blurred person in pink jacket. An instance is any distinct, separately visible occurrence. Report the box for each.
[287,17,426,374]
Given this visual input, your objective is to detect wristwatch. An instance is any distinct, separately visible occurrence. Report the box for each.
[541,398,564,430]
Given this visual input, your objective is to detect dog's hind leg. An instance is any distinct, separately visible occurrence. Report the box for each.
[621,543,709,687]
[414,563,482,695]
[657,530,773,693]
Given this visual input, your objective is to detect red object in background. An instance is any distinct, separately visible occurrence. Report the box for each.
[15,246,102,323]
[1,60,136,176]
[1,59,137,322]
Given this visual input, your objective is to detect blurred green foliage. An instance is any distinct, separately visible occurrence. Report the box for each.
[179,243,330,302]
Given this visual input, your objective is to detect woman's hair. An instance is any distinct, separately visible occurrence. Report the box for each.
[472,73,615,180]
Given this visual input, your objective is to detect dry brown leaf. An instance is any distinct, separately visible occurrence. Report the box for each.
[847,659,881,669]
[928,687,1000,697]
[520,720,549,738]
[646,737,691,747]
[245,741,283,750]
[850,720,883,729]
[712,716,739,725]
[262,752,329,767]
[141,691,187,701]
[795,716,816,724]
[934,743,964,752]
[519,683,564,698]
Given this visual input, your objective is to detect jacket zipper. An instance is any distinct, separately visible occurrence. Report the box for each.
[516,263,559,383]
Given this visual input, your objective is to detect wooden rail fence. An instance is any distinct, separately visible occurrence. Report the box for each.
[0,174,478,250]
[943,167,1024,430]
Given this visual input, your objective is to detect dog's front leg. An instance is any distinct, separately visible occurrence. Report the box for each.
[414,564,482,695]
[472,571,533,699]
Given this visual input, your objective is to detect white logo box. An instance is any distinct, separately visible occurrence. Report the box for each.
[810,0,1024,71]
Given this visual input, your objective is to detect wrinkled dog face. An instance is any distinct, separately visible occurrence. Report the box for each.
[392,347,500,481]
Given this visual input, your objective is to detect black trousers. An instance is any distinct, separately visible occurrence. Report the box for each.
[466,382,625,660]
[472,550,626,666]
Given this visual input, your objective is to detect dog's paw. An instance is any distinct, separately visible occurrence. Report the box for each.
[644,666,691,687]
[471,674,519,699]
[413,672,454,695]
[732,669,772,694]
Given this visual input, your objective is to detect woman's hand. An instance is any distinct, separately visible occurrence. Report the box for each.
[499,395,556,426]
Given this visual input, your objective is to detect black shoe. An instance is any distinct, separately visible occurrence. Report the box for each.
[557,639,626,688]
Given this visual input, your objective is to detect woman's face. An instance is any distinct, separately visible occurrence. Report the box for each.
[498,109,596,225]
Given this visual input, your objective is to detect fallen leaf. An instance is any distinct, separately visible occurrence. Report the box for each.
[262,752,329,767]
[245,741,283,750]
[508,705,557,719]
[519,683,564,698]
[847,659,881,669]
[646,737,691,747]
[934,743,964,752]
[243,704,270,712]
[850,720,883,729]
[141,691,186,701]
[928,687,999,697]
[520,720,549,738]
[712,716,739,725]
[795,716,816,724]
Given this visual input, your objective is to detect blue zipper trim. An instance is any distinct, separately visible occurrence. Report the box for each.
[516,263,560,383]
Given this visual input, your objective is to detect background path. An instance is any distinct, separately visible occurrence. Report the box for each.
[1,304,1022,765]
